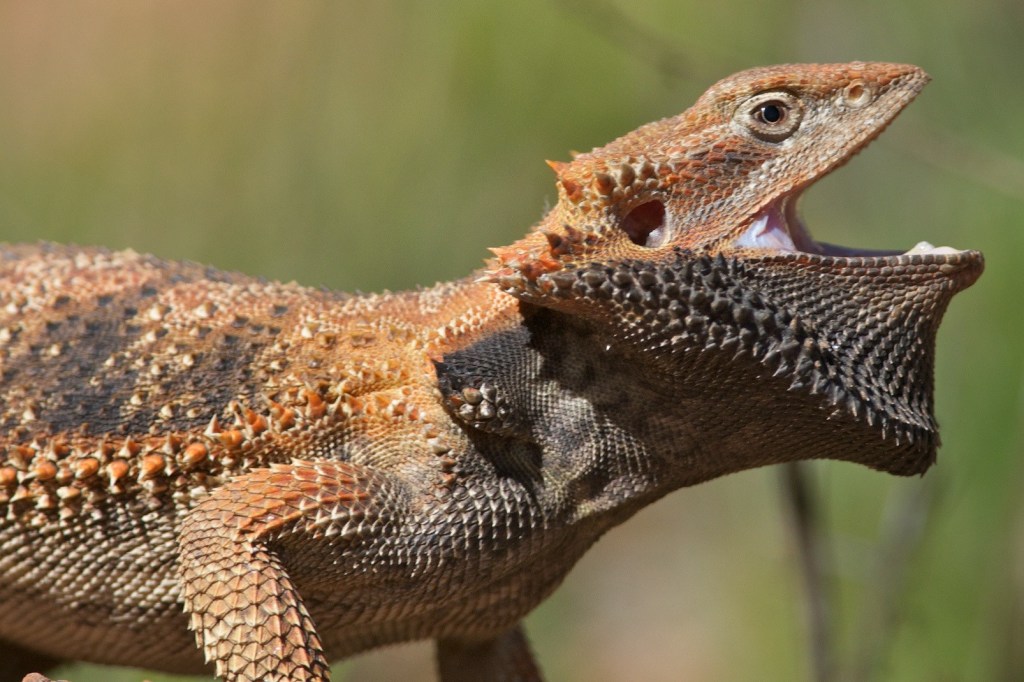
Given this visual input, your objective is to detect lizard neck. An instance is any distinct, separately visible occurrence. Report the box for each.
[358,275,525,358]
[434,302,698,529]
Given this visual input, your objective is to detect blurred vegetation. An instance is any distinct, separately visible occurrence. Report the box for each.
[1,1,1021,681]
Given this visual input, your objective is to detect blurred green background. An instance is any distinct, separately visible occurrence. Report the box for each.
[1,1,1021,681]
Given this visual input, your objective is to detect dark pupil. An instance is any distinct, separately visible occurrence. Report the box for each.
[760,103,783,123]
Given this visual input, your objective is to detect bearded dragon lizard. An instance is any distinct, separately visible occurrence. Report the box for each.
[0,62,983,681]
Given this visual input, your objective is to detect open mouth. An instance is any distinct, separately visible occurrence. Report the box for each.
[732,195,966,260]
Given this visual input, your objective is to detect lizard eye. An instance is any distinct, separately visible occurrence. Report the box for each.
[755,102,785,124]
[737,91,803,143]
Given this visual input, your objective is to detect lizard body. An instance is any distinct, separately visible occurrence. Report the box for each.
[0,63,983,681]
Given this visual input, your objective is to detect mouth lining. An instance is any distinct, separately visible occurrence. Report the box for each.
[732,194,970,263]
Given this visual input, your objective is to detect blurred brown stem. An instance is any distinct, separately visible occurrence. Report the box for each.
[781,462,833,682]
[846,476,939,682]
[897,123,1024,201]
[552,0,692,83]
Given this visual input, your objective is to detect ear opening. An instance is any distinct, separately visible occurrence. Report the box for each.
[622,200,667,247]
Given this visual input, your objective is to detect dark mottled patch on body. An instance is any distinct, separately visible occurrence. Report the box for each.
[0,263,273,439]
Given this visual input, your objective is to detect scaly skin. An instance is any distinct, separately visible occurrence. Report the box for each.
[0,63,982,681]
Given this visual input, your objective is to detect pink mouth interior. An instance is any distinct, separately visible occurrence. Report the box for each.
[733,197,813,253]
[732,196,962,257]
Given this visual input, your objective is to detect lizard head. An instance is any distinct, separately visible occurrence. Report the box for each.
[486,62,983,477]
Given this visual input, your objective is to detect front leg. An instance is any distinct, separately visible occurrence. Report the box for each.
[437,625,544,682]
[177,460,406,682]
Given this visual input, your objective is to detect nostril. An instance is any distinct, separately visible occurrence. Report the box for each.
[622,200,667,247]
[843,80,872,108]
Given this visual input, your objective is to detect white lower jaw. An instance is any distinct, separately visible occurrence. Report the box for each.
[904,241,961,255]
